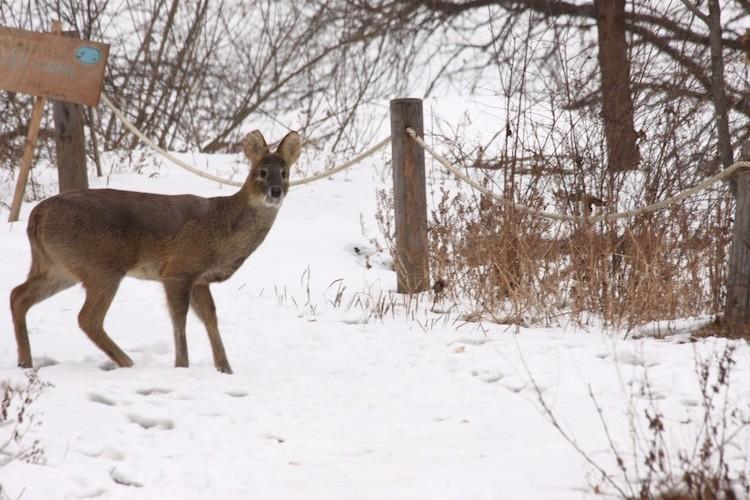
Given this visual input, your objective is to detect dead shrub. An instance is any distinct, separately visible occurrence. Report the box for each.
[375,138,733,329]
[0,370,48,469]
[530,343,750,498]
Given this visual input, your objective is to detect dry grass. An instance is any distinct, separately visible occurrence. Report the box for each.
[376,145,733,331]
[0,370,48,469]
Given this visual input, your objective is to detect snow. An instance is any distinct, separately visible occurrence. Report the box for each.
[1,147,749,499]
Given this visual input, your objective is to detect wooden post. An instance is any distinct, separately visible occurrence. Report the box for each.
[7,96,47,222]
[8,21,63,222]
[725,141,750,337]
[53,29,88,192]
[53,96,88,191]
[390,98,430,293]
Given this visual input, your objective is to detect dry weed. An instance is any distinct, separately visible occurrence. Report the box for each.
[376,135,733,330]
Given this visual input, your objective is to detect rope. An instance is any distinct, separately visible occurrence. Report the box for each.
[406,127,750,223]
[99,93,750,222]
[289,137,390,187]
[100,94,389,188]
[101,94,244,187]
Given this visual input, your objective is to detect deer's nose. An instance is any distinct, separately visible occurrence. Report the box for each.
[270,186,282,198]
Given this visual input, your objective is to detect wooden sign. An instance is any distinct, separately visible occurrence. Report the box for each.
[0,25,109,107]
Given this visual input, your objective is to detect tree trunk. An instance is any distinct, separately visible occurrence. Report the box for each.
[595,0,640,172]
[707,0,733,170]
[724,142,750,338]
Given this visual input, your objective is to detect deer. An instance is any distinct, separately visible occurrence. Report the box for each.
[10,130,301,374]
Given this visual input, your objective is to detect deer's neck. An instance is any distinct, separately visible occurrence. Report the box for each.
[219,188,280,237]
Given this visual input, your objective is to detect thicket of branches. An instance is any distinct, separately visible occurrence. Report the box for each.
[363,0,750,326]
[3,1,746,180]
[350,0,750,178]
[0,0,420,173]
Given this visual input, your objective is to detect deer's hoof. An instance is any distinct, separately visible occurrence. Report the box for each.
[216,364,233,375]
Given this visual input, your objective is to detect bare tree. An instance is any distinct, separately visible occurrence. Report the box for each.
[680,0,733,170]
[334,0,749,176]
[595,0,640,172]
[0,0,414,180]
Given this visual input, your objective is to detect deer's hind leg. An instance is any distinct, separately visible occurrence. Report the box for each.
[11,269,76,368]
[78,276,133,368]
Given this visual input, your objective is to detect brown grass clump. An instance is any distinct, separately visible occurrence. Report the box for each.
[376,143,733,330]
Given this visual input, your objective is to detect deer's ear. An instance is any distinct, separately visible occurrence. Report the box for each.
[242,130,268,166]
[276,131,302,168]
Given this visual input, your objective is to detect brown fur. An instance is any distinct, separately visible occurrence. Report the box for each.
[10,130,301,374]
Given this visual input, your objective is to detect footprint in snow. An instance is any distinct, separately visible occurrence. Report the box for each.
[263,433,285,443]
[225,390,248,398]
[615,351,659,368]
[135,387,172,396]
[98,360,117,371]
[470,369,504,384]
[72,487,108,499]
[34,356,58,368]
[451,337,491,347]
[110,468,143,488]
[501,377,528,393]
[127,414,174,430]
[342,313,369,325]
[680,398,700,407]
[78,445,125,461]
[88,393,117,406]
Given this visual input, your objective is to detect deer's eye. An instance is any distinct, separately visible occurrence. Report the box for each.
[260,169,268,178]
[281,170,288,179]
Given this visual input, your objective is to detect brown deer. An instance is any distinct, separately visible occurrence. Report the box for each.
[10,130,301,374]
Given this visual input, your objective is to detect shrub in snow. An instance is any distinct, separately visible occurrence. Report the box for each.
[0,370,48,471]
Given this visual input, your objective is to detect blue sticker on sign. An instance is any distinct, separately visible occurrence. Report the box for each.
[75,47,101,65]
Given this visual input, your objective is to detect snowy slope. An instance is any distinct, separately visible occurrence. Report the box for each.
[1,149,749,499]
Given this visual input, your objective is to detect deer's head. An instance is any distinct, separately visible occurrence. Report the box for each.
[242,130,301,207]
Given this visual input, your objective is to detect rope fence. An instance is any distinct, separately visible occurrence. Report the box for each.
[289,137,389,187]
[101,93,750,224]
[102,94,244,187]
[100,94,389,188]
[405,127,750,223]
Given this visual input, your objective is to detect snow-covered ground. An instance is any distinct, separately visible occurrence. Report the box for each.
[1,147,749,499]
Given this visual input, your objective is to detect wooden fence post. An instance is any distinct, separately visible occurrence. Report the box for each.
[725,141,750,337]
[390,98,430,293]
[7,96,47,222]
[53,29,88,193]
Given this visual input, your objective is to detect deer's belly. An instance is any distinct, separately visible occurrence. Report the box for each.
[127,262,162,281]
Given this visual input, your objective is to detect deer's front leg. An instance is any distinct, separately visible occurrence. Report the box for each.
[164,278,193,368]
[191,284,232,374]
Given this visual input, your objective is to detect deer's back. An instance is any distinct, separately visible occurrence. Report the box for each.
[28,188,275,283]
